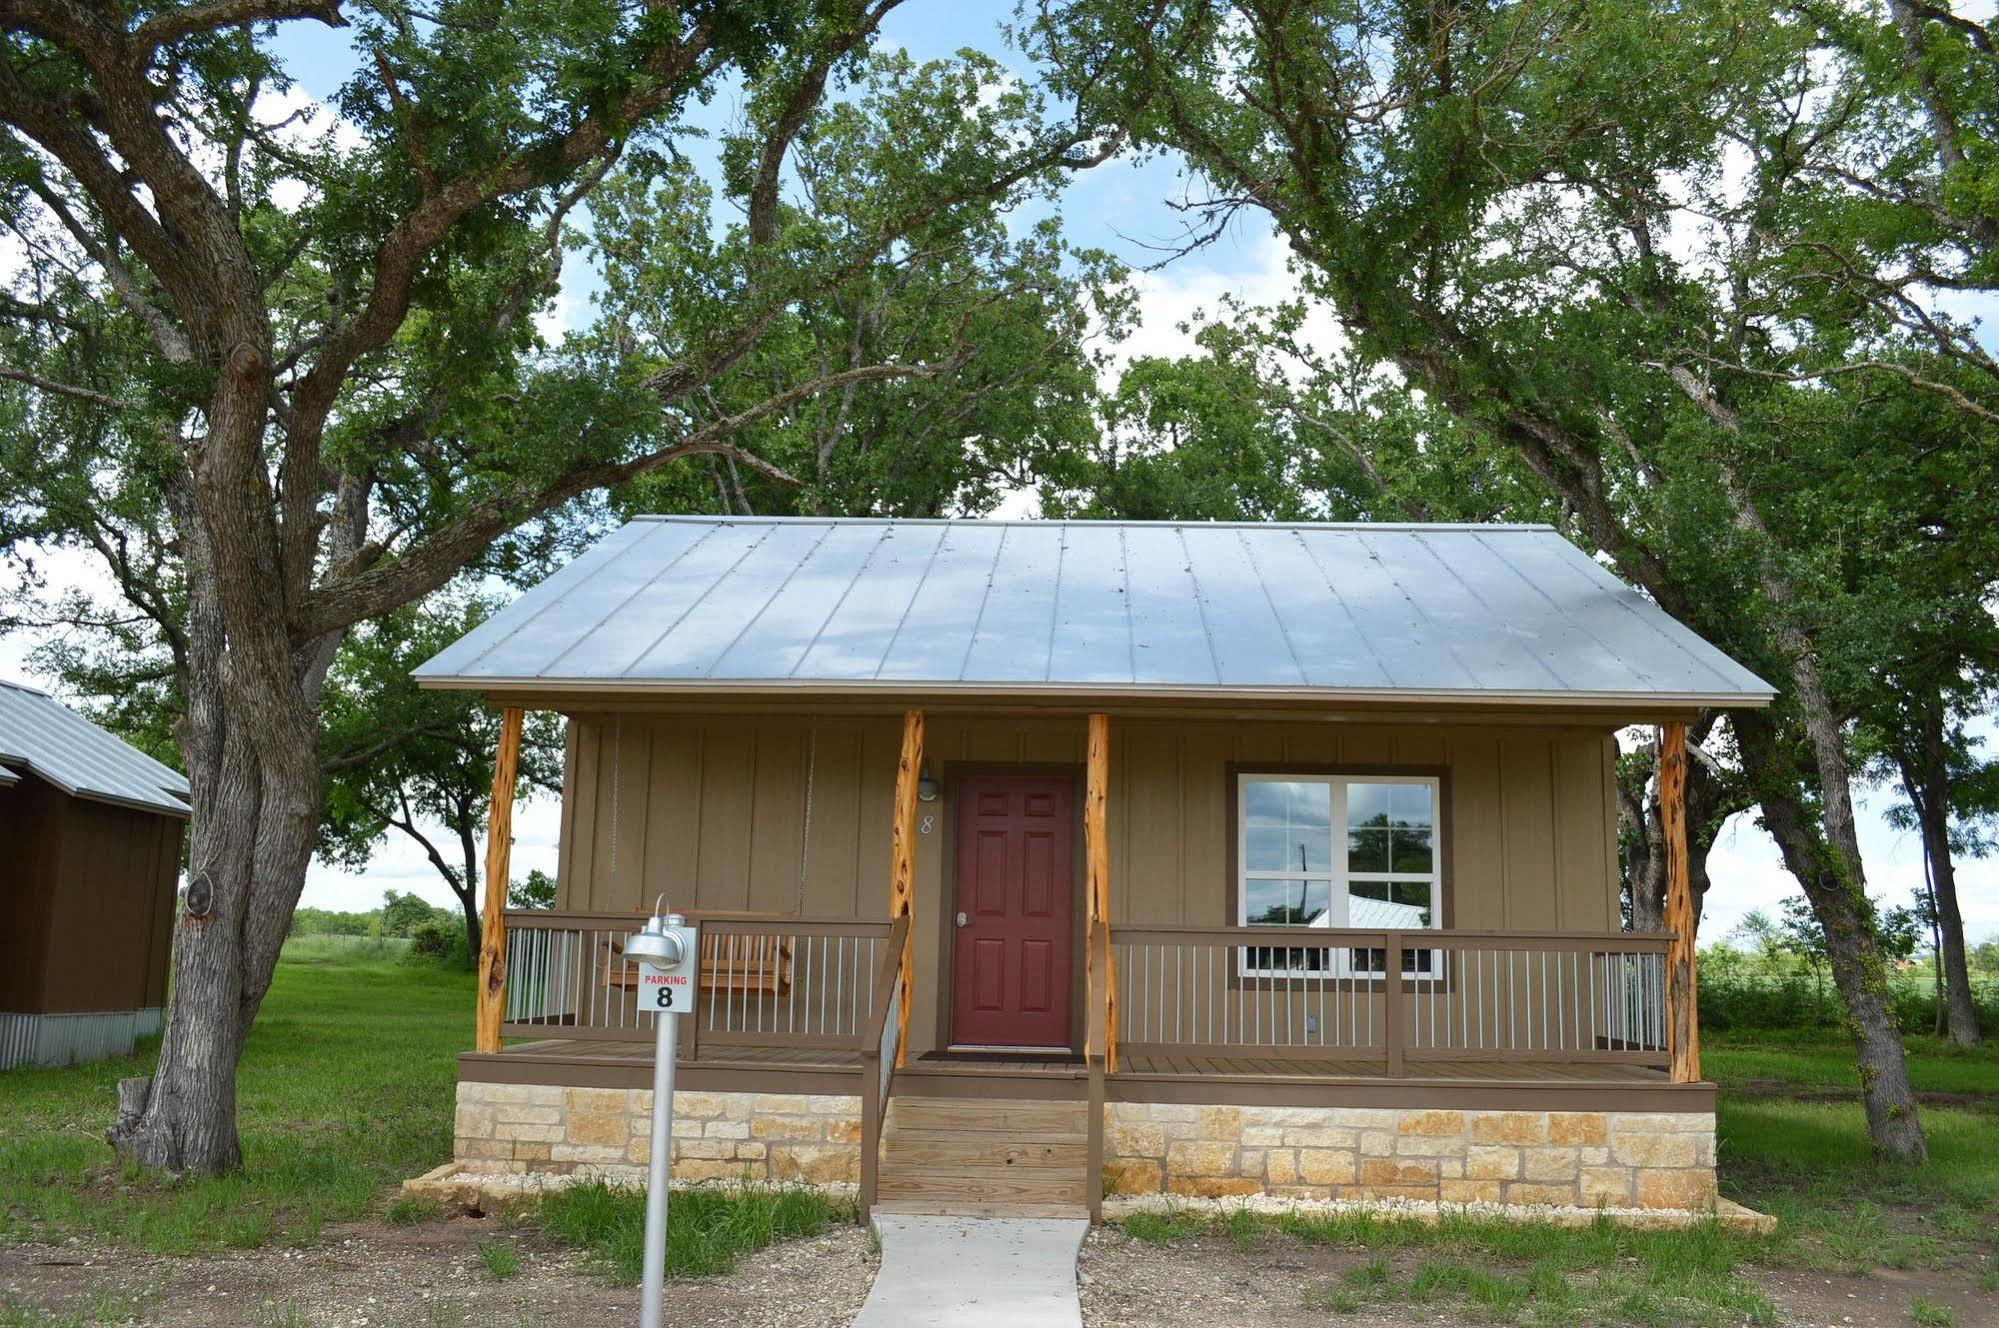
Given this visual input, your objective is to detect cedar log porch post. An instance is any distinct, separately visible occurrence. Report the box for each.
[1661,720,1700,1083]
[889,710,924,1068]
[475,706,525,1054]
[1085,713,1116,1072]
[1084,712,1113,1220]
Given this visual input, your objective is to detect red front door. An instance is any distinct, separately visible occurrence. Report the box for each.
[950,775,1077,1049]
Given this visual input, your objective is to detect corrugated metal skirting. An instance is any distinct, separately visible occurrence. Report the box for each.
[0,1008,162,1070]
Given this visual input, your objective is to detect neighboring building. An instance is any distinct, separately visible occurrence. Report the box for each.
[0,681,188,1070]
[417,517,1771,1218]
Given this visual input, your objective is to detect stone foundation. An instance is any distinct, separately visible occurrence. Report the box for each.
[454,1082,863,1187]
[1104,1104,1716,1210]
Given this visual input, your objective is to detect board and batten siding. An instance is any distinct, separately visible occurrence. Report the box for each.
[554,712,1622,1054]
[0,775,181,1016]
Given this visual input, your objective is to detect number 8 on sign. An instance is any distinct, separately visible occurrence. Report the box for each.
[639,937,697,1018]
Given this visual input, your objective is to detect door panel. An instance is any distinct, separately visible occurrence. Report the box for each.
[951,775,1076,1048]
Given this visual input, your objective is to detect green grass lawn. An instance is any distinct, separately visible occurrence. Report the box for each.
[0,946,470,1252]
[1707,1030,1999,1286]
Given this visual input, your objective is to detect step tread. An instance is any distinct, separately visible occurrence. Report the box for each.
[869,1200,1091,1220]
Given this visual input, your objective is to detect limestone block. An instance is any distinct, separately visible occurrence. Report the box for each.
[1548,1112,1607,1146]
[1360,1158,1437,1187]
[551,1143,627,1165]
[1464,1146,1519,1180]
[1104,1158,1164,1194]
[1610,1133,1698,1169]
[1395,1134,1467,1157]
[1297,1150,1357,1185]
[1282,1128,1358,1149]
[768,1143,858,1184]
[567,1113,627,1148]
[1521,1148,1579,1182]
[1438,1179,1504,1203]
[1240,1127,1285,1147]
[752,1116,823,1142]
[1635,1168,1716,1210]
[1504,1182,1579,1206]
[1198,1107,1244,1138]
[492,1105,564,1126]
[502,1123,563,1144]
[824,1119,862,1145]
[675,1139,736,1160]
[733,1141,767,1160]
[1469,1112,1546,1145]
[1165,1141,1237,1176]
[1360,1130,1395,1155]
[454,1108,495,1141]
[565,1088,628,1115]
[752,1094,818,1114]
[676,1159,753,1183]
[1168,1176,1263,1199]
[672,1093,732,1120]
[1396,1110,1465,1137]
[705,1120,750,1141]
[1579,1167,1633,1206]
[1266,1150,1300,1185]
[1112,1124,1166,1158]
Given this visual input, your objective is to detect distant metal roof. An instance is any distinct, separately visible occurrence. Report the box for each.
[0,680,191,816]
[415,518,1775,707]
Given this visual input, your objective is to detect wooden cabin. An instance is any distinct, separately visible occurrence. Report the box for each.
[418,517,1770,1218]
[0,680,187,1069]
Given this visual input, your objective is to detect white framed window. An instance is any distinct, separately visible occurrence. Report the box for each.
[1236,773,1441,979]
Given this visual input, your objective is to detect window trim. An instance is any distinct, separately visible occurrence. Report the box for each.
[1226,764,1452,985]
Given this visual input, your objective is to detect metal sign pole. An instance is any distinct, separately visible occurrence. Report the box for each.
[639,983,678,1328]
[625,903,697,1328]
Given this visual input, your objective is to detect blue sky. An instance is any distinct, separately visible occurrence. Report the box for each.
[0,3,1991,945]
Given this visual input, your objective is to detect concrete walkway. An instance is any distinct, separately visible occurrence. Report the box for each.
[853,1215,1089,1328]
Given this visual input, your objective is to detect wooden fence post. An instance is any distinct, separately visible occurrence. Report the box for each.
[475,706,524,1054]
[1661,721,1700,1083]
[888,710,924,1068]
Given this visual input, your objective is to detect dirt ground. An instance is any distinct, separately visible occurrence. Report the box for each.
[1076,1228,1999,1328]
[0,1218,878,1328]
[6,1222,1995,1327]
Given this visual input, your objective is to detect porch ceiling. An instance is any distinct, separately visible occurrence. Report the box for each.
[415,517,1773,711]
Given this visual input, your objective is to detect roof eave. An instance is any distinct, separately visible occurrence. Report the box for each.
[414,673,1774,713]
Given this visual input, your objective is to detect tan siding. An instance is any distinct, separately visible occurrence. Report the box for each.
[553,711,1628,1053]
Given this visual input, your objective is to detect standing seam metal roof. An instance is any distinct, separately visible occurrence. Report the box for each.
[0,680,192,816]
[413,517,1774,704]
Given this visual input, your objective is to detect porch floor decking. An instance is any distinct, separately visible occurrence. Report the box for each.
[466,1038,1706,1111]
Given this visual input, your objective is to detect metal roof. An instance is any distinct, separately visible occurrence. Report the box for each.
[415,517,1775,707]
[0,680,192,816]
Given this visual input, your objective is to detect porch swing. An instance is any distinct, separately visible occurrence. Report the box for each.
[596,721,814,999]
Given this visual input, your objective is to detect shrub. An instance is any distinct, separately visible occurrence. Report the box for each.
[404,918,471,969]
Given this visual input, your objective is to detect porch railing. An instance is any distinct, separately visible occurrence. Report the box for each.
[859,913,911,1217]
[1109,926,1671,1074]
[498,909,893,1055]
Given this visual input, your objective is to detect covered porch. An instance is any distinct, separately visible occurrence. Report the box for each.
[457,708,1710,1217]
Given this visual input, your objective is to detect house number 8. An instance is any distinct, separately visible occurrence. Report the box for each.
[920,814,935,836]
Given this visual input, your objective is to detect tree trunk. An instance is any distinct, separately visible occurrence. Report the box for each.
[1737,711,1929,1162]
[1620,726,1730,934]
[107,671,325,1174]
[1900,704,1982,1046]
[108,395,331,1175]
[457,815,484,964]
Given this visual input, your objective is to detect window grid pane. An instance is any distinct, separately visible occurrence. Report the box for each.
[1239,772,1441,981]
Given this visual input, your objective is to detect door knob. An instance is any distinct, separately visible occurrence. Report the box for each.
[956,911,968,927]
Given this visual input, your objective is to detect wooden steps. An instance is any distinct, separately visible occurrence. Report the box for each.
[874,1095,1090,1215]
